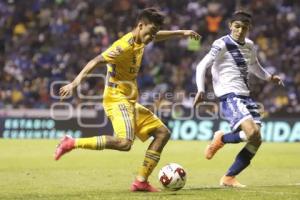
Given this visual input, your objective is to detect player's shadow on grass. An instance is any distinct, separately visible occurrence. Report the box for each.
[159,186,226,196]
[184,186,225,190]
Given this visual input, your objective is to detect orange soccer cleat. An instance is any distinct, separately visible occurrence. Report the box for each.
[205,130,225,160]
[130,180,160,192]
[220,175,246,188]
[54,135,75,161]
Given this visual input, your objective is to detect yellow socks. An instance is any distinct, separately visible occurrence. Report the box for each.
[75,136,106,150]
[137,150,161,181]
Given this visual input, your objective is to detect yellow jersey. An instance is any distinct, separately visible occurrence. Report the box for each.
[101,32,145,104]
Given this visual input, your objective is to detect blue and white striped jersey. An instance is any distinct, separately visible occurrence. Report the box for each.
[196,34,271,97]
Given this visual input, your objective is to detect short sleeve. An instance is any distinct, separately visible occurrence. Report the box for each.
[101,44,123,64]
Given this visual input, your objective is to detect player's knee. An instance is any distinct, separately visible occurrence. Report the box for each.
[247,127,261,144]
[117,139,132,151]
[155,126,171,142]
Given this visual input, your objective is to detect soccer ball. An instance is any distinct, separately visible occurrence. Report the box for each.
[158,163,187,190]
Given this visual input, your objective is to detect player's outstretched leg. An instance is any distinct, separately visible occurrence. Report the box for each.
[205,129,248,159]
[205,130,225,159]
[54,135,133,160]
[131,126,170,192]
[54,135,75,160]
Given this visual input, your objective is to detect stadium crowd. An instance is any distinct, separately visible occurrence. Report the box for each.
[0,0,299,117]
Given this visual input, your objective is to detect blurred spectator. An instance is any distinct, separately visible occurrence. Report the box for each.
[205,2,223,34]
[0,0,299,117]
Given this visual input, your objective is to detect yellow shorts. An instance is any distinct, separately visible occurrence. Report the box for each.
[103,102,166,142]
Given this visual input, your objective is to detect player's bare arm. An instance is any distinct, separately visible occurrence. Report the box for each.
[59,55,107,100]
[249,50,284,87]
[193,91,205,107]
[154,30,201,42]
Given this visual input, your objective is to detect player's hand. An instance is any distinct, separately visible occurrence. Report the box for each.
[270,75,284,87]
[59,82,75,101]
[183,30,201,40]
[193,91,205,107]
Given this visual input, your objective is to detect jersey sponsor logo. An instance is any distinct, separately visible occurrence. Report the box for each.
[210,45,221,57]
[116,46,123,53]
[107,46,123,58]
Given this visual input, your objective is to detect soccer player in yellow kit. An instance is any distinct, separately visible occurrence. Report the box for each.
[54,8,200,192]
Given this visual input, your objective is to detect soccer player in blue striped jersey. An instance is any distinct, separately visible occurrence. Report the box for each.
[194,11,284,187]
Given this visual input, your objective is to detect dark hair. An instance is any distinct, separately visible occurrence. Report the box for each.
[136,8,164,26]
[230,11,252,23]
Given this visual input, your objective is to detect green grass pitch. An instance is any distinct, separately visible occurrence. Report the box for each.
[0,139,299,200]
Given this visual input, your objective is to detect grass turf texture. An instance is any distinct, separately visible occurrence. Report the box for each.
[0,140,299,200]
